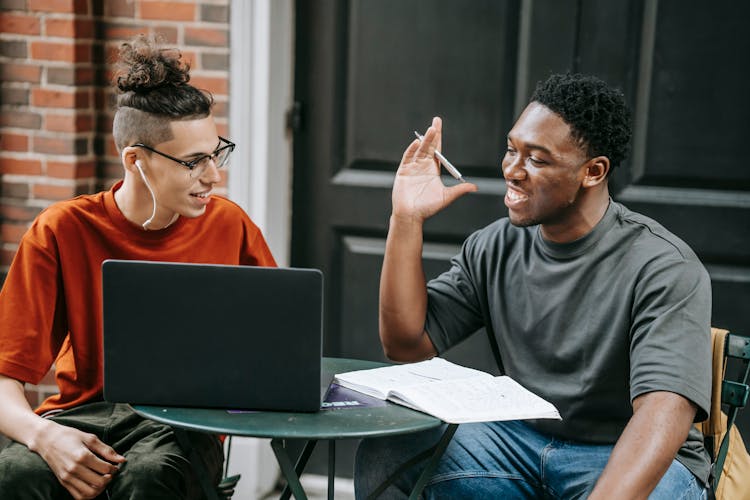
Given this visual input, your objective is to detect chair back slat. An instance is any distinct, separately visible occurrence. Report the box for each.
[726,335,750,360]
[722,380,749,408]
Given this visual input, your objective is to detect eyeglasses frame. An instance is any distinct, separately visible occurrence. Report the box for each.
[131,136,236,171]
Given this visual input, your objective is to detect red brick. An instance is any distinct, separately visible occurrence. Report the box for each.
[30,41,91,63]
[201,52,229,71]
[180,49,197,68]
[45,17,74,37]
[104,42,120,64]
[32,182,77,200]
[0,203,41,223]
[105,136,118,157]
[0,62,42,83]
[33,136,88,155]
[47,159,96,179]
[0,40,27,58]
[0,110,43,129]
[102,22,145,41]
[97,112,113,133]
[152,25,178,44]
[0,0,27,10]
[47,66,95,86]
[0,12,41,35]
[45,17,95,38]
[201,4,228,23]
[0,133,29,152]
[99,159,123,179]
[140,1,195,21]
[1,221,29,244]
[0,157,43,175]
[45,113,94,133]
[1,87,29,106]
[32,88,89,109]
[189,75,228,95]
[185,26,228,47]
[105,0,134,17]
[212,100,227,118]
[0,181,30,199]
[28,0,88,14]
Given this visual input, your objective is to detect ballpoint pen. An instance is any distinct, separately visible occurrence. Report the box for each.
[414,131,466,183]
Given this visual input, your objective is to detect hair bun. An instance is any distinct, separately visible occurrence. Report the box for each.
[114,34,190,94]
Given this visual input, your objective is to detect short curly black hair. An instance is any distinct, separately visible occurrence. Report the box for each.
[530,73,631,170]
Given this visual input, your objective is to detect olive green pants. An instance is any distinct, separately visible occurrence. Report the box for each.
[0,402,223,499]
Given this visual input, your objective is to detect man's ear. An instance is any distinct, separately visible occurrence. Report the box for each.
[121,147,141,174]
[582,156,610,188]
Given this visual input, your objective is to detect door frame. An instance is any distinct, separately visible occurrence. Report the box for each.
[225,2,295,497]
[229,0,295,267]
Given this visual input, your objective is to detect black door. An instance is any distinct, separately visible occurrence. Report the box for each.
[292,0,750,477]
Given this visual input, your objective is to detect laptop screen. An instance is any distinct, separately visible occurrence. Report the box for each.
[102,260,326,412]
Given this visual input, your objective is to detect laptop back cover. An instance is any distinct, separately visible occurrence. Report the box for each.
[102,260,324,412]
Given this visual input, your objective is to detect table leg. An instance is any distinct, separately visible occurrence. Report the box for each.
[328,440,335,500]
[366,424,458,500]
[274,439,317,500]
[408,424,458,500]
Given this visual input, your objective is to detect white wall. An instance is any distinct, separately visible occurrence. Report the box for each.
[229,0,294,267]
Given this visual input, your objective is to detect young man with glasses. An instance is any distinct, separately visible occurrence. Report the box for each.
[356,74,711,498]
[0,35,276,499]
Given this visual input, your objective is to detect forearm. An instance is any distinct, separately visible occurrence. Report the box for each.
[589,391,697,499]
[379,215,435,361]
[0,375,52,451]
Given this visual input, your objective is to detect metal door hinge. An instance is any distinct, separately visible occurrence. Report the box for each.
[286,101,303,133]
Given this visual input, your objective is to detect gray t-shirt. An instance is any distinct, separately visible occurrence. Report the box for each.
[425,200,711,482]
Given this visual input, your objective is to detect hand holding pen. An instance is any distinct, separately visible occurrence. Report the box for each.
[413,131,466,183]
[391,117,477,222]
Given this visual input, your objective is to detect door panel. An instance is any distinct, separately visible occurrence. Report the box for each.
[293,0,750,477]
[346,0,519,174]
[644,2,749,186]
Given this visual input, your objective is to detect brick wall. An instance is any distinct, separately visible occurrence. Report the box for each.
[0,0,230,413]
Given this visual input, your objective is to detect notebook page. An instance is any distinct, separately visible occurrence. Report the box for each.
[334,357,491,399]
[389,375,561,424]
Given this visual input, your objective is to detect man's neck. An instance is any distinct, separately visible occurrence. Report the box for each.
[540,188,610,243]
[114,178,177,230]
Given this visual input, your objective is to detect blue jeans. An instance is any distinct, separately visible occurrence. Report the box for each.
[355,420,706,499]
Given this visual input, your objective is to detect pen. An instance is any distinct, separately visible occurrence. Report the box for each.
[413,131,466,183]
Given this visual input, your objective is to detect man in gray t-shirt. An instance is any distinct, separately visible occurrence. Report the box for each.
[355,74,711,499]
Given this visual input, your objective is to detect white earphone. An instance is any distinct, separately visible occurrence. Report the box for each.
[135,160,157,229]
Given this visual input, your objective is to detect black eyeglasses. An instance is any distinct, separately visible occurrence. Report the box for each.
[132,136,236,176]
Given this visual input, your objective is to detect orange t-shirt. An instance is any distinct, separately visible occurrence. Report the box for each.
[0,181,277,415]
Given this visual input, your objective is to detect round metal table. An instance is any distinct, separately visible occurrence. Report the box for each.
[133,357,456,500]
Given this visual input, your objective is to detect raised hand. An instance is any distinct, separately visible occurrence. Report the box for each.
[34,420,125,499]
[392,117,477,223]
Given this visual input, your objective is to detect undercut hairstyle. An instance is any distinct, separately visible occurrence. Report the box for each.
[112,34,214,152]
[530,73,632,170]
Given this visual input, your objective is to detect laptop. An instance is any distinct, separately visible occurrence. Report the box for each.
[102,260,331,412]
